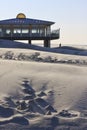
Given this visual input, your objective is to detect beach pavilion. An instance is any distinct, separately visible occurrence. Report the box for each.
[0,13,60,47]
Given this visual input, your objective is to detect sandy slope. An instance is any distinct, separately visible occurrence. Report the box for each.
[0,59,87,109]
[0,40,87,129]
[0,60,87,129]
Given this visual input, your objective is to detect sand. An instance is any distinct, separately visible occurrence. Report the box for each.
[0,40,87,129]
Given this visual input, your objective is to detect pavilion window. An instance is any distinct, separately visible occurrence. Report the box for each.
[22,29,29,34]
[39,28,45,36]
[6,29,11,34]
[0,28,2,36]
[13,29,21,34]
[0,28,2,32]
[32,29,37,34]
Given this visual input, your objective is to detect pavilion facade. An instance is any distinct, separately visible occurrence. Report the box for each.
[0,13,60,47]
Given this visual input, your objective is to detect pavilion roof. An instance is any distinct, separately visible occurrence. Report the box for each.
[0,18,54,26]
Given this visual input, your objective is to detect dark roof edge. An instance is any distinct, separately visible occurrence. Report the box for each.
[0,18,55,25]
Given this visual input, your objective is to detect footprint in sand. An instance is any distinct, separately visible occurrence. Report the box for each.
[58,109,80,118]
[16,79,58,115]
[0,105,14,118]
[0,115,29,125]
[37,91,47,97]
[22,80,36,98]
[28,99,45,114]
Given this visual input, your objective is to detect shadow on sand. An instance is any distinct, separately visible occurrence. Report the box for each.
[0,39,87,56]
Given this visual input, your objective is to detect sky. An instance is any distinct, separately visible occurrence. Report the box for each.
[0,0,87,46]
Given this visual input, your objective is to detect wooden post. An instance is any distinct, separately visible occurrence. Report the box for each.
[44,39,50,47]
[28,40,31,44]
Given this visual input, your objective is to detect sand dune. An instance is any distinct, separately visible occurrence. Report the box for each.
[0,40,87,129]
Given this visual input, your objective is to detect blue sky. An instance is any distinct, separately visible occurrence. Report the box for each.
[0,0,87,45]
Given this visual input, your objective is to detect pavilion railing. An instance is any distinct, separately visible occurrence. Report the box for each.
[51,29,60,38]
